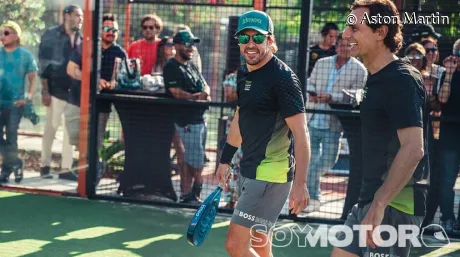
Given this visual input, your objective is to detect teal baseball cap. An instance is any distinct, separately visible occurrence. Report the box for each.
[173,30,200,45]
[234,10,274,36]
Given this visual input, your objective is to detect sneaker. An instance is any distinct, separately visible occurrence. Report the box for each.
[301,199,321,214]
[442,219,455,234]
[40,166,53,179]
[58,170,78,181]
[13,159,24,183]
[180,192,202,204]
[0,173,9,183]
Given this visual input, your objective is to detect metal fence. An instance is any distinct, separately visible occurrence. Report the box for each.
[1,0,459,236]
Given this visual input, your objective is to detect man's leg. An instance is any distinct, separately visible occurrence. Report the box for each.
[5,107,24,182]
[228,177,291,257]
[305,126,322,212]
[226,223,268,257]
[175,124,194,199]
[97,112,111,150]
[60,105,74,170]
[41,96,63,177]
[316,130,342,176]
[438,148,460,231]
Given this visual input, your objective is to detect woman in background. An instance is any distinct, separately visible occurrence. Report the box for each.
[152,36,175,74]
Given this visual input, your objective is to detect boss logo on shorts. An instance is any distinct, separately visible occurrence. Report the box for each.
[365,252,400,257]
[235,209,273,228]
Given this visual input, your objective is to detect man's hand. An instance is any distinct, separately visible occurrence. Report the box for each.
[215,163,232,187]
[316,93,332,103]
[360,202,386,249]
[289,181,310,215]
[42,92,51,107]
[99,79,113,90]
[308,95,318,103]
[443,56,458,75]
[192,92,208,101]
[15,100,27,107]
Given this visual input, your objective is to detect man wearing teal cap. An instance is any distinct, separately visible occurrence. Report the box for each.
[216,10,311,257]
[0,21,38,183]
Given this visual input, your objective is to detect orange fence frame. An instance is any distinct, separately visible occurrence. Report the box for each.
[77,0,93,197]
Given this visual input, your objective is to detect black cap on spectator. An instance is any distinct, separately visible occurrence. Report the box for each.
[411,24,441,40]
[173,30,200,45]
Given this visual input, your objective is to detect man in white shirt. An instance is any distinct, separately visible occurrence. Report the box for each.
[303,33,367,213]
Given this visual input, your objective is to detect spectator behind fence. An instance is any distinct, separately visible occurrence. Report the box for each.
[128,14,163,75]
[405,42,448,230]
[163,29,210,204]
[0,21,38,184]
[152,36,176,74]
[436,39,460,233]
[302,33,367,214]
[150,36,184,177]
[307,22,338,76]
[175,24,202,73]
[67,13,127,149]
[38,4,83,180]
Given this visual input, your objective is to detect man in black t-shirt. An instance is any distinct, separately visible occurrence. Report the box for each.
[307,22,338,76]
[332,1,429,257]
[436,39,460,232]
[163,30,210,204]
[215,10,311,257]
[66,14,126,183]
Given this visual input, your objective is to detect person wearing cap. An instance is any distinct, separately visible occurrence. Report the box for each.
[38,4,83,180]
[0,21,38,183]
[163,30,211,204]
[215,10,310,257]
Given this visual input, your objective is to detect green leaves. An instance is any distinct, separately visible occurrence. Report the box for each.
[0,0,46,46]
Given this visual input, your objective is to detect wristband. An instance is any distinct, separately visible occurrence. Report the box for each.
[220,142,238,164]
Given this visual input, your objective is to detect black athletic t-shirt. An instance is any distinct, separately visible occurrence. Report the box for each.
[236,56,306,183]
[308,44,336,76]
[163,58,208,126]
[359,58,429,216]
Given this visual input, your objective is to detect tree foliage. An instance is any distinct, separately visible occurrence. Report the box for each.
[0,0,46,46]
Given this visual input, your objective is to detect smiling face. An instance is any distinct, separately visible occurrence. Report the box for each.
[238,29,273,68]
[102,20,118,45]
[342,7,378,59]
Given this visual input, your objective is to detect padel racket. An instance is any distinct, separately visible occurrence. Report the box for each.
[187,163,233,246]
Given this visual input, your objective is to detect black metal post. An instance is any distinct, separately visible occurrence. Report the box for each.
[297,0,313,100]
[86,0,102,198]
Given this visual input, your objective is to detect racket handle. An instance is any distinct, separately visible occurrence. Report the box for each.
[218,163,234,188]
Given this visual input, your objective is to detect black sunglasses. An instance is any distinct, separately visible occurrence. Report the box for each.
[425,47,438,53]
[103,26,118,33]
[143,25,159,30]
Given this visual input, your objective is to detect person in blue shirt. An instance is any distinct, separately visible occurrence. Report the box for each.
[0,21,38,183]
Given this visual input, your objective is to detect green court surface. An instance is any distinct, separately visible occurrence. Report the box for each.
[0,191,459,257]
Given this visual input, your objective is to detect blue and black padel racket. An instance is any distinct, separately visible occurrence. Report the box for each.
[187,163,233,246]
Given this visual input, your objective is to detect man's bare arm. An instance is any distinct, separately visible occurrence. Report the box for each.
[168,88,195,100]
[226,108,242,147]
[67,61,82,81]
[285,113,310,184]
[372,126,424,208]
[27,72,36,100]
[41,79,49,92]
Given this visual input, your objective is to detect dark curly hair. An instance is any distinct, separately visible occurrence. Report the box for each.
[350,0,403,53]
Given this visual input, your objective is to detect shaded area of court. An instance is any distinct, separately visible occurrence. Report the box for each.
[0,191,459,257]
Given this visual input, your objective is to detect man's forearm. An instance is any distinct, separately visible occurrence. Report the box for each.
[293,132,310,184]
[438,72,453,103]
[227,109,242,147]
[41,79,49,92]
[28,73,36,99]
[372,146,423,208]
